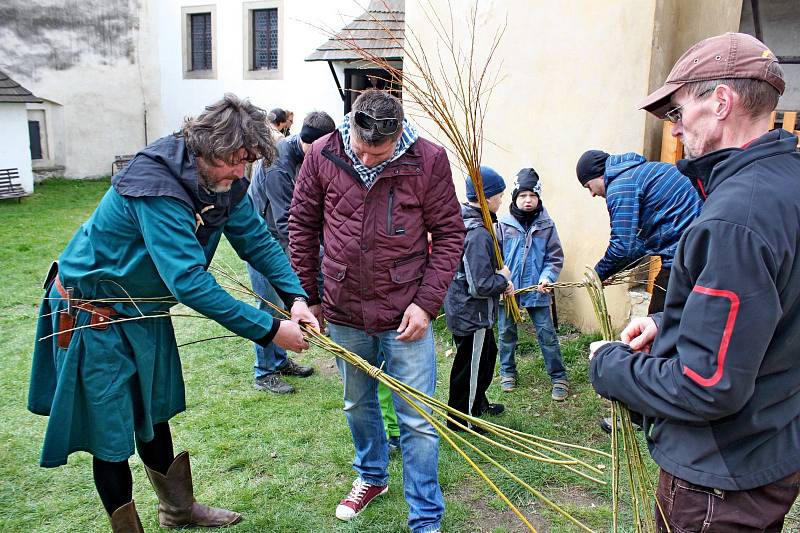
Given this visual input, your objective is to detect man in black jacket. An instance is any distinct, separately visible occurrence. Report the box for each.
[247,111,335,393]
[590,33,800,531]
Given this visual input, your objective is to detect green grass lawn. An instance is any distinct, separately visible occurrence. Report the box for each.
[1,179,796,532]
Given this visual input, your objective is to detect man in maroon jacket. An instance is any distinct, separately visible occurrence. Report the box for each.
[289,90,464,533]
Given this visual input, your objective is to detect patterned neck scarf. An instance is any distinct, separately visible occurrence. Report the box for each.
[339,113,419,189]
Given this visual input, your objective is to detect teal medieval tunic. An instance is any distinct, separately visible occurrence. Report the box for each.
[28,135,305,467]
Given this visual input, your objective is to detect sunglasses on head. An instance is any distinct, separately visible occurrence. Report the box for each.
[353,111,400,136]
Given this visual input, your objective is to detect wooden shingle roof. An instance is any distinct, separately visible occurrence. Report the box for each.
[306,0,404,62]
[0,69,41,104]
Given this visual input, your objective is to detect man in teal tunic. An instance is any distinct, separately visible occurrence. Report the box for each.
[28,94,317,532]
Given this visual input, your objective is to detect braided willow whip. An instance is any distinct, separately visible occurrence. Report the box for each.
[211,264,605,532]
[515,262,657,295]
[583,268,669,532]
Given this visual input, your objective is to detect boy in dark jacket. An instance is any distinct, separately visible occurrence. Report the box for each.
[497,168,568,400]
[444,166,513,429]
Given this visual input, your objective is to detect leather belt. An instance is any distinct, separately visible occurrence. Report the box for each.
[53,275,118,349]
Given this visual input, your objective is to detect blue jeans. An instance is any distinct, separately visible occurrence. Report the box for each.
[328,323,444,533]
[247,264,288,379]
[497,305,566,382]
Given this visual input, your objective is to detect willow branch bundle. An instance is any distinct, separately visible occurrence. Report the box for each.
[315,0,522,322]
[210,265,605,532]
[583,268,668,532]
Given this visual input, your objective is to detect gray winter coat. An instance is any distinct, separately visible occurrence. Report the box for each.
[444,204,509,336]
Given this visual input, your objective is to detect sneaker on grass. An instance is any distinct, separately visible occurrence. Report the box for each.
[254,374,295,394]
[335,478,388,521]
[387,435,401,457]
[482,403,505,416]
[500,375,516,392]
[551,379,569,401]
[277,357,314,377]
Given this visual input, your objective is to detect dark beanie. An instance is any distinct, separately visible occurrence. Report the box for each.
[513,167,541,202]
[576,150,609,185]
[466,166,506,202]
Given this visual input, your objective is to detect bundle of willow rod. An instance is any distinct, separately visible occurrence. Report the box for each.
[317,0,522,322]
[209,264,605,532]
[583,268,668,532]
[515,261,657,295]
[36,294,240,349]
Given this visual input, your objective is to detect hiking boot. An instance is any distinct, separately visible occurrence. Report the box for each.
[551,379,569,401]
[335,478,388,521]
[277,358,314,377]
[387,436,401,457]
[254,374,295,394]
[483,403,505,416]
[500,375,517,392]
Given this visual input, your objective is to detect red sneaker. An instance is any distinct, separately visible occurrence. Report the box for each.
[335,478,388,521]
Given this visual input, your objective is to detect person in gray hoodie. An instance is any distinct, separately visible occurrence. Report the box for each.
[247,111,335,394]
[444,166,513,430]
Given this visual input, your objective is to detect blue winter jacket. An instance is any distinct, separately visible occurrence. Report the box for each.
[497,207,563,308]
[596,153,702,280]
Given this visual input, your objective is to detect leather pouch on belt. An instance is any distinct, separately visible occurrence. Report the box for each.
[89,307,114,330]
[57,311,75,349]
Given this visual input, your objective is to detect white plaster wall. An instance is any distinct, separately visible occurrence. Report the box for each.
[153,0,357,137]
[0,0,162,178]
[406,0,661,330]
[0,104,35,193]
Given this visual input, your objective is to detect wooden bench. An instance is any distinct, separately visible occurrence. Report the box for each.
[0,168,28,202]
[112,155,135,176]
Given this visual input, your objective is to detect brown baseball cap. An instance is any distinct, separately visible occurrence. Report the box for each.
[640,32,785,118]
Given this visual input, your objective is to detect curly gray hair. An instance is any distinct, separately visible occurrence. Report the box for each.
[182,93,275,165]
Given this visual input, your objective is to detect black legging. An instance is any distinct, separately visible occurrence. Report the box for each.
[93,422,175,515]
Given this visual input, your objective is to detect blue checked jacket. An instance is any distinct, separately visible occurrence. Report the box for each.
[595,152,702,280]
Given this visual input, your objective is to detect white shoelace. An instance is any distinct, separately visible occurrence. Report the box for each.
[344,479,369,503]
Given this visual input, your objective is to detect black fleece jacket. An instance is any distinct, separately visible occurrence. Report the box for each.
[590,129,800,490]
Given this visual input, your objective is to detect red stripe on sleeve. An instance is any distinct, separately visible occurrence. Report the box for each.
[682,285,740,387]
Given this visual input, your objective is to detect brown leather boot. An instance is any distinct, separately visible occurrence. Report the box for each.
[144,451,242,528]
[109,500,144,533]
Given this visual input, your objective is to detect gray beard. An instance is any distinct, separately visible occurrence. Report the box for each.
[197,167,233,193]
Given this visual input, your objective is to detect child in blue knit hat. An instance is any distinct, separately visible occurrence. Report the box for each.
[444,166,513,429]
[496,168,568,400]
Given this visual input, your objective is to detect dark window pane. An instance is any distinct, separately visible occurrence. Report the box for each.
[28,121,42,159]
[190,13,212,71]
[252,8,278,70]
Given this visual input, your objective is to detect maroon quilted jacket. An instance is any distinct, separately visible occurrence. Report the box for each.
[288,131,465,334]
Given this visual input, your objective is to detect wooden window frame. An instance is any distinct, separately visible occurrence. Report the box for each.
[182,5,217,80]
[243,1,283,80]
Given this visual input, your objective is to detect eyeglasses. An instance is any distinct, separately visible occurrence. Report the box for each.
[664,87,716,123]
[353,111,400,136]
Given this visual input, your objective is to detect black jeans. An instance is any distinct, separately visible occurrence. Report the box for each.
[656,469,800,532]
[447,329,497,429]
